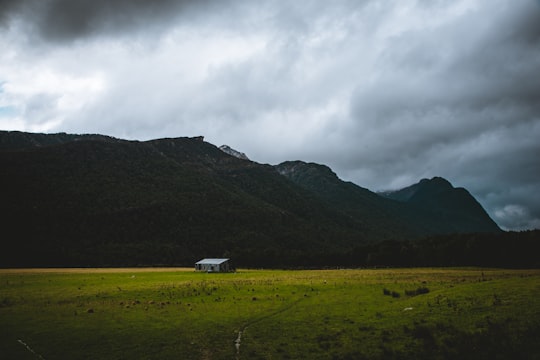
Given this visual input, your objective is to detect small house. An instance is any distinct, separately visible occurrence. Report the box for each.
[195,258,230,272]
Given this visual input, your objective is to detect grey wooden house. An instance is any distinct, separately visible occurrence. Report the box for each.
[195,258,231,272]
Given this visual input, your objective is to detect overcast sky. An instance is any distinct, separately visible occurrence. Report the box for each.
[1,0,539,230]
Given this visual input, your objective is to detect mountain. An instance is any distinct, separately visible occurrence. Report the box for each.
[275,162,501,236]
[378,177,501,233]
[219,145,250,160]
[0,131,501,267]
[0,131,370,267]
[275,161,420,239]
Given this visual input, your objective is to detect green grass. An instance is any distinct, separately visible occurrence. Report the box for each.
[1,268,539,359]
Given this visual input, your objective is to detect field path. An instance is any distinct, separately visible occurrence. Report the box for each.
[235,297,304,359]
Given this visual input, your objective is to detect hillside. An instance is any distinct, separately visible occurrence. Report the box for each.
[0,131,501,267]
[275,162,501,236]
[379,177,501,233]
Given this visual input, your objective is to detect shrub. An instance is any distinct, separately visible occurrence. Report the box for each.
[405,287,430,297]
[383,288,401,298]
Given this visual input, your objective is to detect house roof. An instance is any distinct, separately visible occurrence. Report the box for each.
[195,258,229,265]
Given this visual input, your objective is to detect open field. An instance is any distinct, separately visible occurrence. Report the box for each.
[1,268,540,359]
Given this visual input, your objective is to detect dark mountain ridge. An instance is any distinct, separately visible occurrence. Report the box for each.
[0,130,121,150]
[379,177,501,233]
[0,130,502,267]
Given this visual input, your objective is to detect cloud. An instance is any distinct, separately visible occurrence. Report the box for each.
[0,0,237,43]
[0,0,539,230]
[335,0,540,230]
[495,204,540,231]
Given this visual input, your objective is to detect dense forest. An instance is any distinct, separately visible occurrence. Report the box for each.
[1,228,538,269]
[1,131,535,269]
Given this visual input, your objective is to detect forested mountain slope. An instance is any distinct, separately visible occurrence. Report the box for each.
[0,131,501,267]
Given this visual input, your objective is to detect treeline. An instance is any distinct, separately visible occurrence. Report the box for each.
[2,226,538,269]
[234,230,540,269]
[324,230,540,269]
[3,228,539,269]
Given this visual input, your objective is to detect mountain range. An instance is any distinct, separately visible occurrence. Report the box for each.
[0,130,502,267]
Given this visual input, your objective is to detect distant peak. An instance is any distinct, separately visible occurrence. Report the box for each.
[420,177,453,189]
[378,176,454,202]
[219,145,249,160]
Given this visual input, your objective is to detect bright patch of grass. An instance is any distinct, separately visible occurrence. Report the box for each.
[1,268,539,359]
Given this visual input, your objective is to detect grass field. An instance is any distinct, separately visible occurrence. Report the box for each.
[1,268,539,359]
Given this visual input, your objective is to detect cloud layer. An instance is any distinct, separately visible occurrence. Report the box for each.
[1,0,539,230]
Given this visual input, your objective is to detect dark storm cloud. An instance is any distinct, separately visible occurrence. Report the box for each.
[0,0,230,42]
[0,0,24,28]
